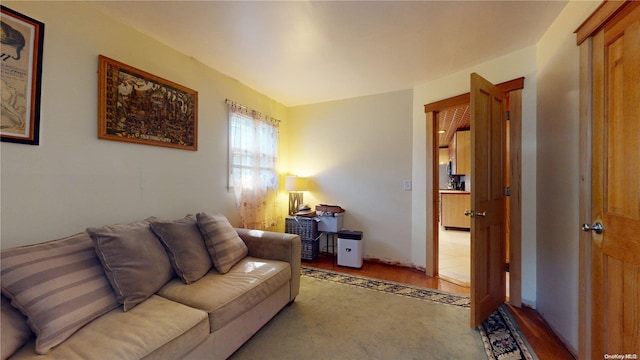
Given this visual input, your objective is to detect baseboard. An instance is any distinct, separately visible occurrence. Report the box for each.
[511,303,577,359]
[537,310,578,359]
[364,257,425,273]
[521,298,537,309]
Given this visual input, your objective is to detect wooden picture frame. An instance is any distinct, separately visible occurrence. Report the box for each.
[1,6,45,145]
[98,55,198,151]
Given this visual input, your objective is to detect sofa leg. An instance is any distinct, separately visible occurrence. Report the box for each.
[287,297,296,306]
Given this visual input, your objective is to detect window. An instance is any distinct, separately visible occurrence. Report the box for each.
[226,99,280,229]
[228,111,278,190]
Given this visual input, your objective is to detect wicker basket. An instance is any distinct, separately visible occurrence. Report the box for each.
[285,217,319,261]
[301,238,319,261]
[285,217,318,240]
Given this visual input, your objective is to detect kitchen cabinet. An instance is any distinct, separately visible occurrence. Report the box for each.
[440,191,470,229]
[438,147,449,165]
[455,130,470,175]
[448,130,470,175]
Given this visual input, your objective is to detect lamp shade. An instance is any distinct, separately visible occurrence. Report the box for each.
[285,176,307,191]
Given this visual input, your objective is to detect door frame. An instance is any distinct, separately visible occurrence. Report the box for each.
[577,36,593,360]
[424,77,524,307]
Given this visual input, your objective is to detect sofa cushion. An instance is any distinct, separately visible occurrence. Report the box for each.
[87,217,174,311]
[150,216,212,284]
[196,212,248,274]
[0,233,119,354]
[9,295,209,360]
[157,257,290,332]
[1,295,33,359]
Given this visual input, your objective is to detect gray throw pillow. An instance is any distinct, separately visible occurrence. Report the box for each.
[87,217,174,311]
[0,233,119,354]
[196,212,248,274]
[150,215,212,284]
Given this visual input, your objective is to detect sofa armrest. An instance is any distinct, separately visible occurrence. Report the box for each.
[235,228,301,302]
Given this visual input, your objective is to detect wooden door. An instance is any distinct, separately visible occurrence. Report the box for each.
[469,73,506,328]
[588,3,640,356]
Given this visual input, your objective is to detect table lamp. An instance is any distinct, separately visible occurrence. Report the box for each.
[285,176,307,215]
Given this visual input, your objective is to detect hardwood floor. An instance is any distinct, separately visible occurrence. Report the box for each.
[303,254,575,360]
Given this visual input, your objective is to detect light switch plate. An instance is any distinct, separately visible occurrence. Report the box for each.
[403,180,412,191]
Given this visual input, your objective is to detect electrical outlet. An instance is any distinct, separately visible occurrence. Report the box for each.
[403,180,412,191]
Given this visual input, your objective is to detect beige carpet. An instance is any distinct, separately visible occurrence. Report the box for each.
[229,274,486,359]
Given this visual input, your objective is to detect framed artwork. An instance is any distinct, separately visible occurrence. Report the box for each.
[98,55,198,151]
[1,6,45,145]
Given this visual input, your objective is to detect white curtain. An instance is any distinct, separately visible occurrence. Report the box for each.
[227,100,281,230]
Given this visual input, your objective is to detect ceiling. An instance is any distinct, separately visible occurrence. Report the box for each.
[92,1,568,107]
[438,105,470,148]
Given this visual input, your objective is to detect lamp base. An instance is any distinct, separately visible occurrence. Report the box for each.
[289,192,304,215]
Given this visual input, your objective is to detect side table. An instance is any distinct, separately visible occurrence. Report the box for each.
[322,232,338,266]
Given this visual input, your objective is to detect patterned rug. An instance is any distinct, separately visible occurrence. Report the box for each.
[479,305,537,360]
[301,266,536,360]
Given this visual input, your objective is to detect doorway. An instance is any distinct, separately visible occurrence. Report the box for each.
[436,104,471,285]
[424,77,524,307]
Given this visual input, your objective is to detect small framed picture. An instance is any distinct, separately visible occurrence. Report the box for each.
[97,55,198,151]
[1,6,45,145]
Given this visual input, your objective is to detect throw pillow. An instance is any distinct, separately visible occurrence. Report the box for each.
[196,212,248,274]
[87,217,174,312]
[150,215,212,284]
[1,295,33,358]
[0,233,119,354]
[0,295,33,359]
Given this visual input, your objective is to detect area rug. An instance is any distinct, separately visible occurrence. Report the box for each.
[229,266,535,359]
[301,266,471,307]
[302,267,536,360]
[479,305,537,360]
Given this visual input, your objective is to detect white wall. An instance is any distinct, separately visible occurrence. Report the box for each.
[411,46,539,304]
[288,91,414,265]
[0,2,289,249]
[535,0,601,352]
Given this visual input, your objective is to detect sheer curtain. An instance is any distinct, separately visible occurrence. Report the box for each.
[227,100,281,230]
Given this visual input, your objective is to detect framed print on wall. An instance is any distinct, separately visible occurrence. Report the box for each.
[98,55,198,151]
[1,6,45,145]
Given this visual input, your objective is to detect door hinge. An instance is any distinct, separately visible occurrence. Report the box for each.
[505,262,510,273]
[505,111,510,120]
[505,186,511,197]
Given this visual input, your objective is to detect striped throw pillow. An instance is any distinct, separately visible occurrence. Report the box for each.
[0,233,119,354]
[150,215,212,284]
[196,212,248,274]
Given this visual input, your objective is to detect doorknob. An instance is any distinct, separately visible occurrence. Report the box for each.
[464,210,486,218]
[581,222,603,234]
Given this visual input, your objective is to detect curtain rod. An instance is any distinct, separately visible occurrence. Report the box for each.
[225,99,281,123]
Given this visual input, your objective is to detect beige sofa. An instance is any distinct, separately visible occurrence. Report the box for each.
[1,213,301,360]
